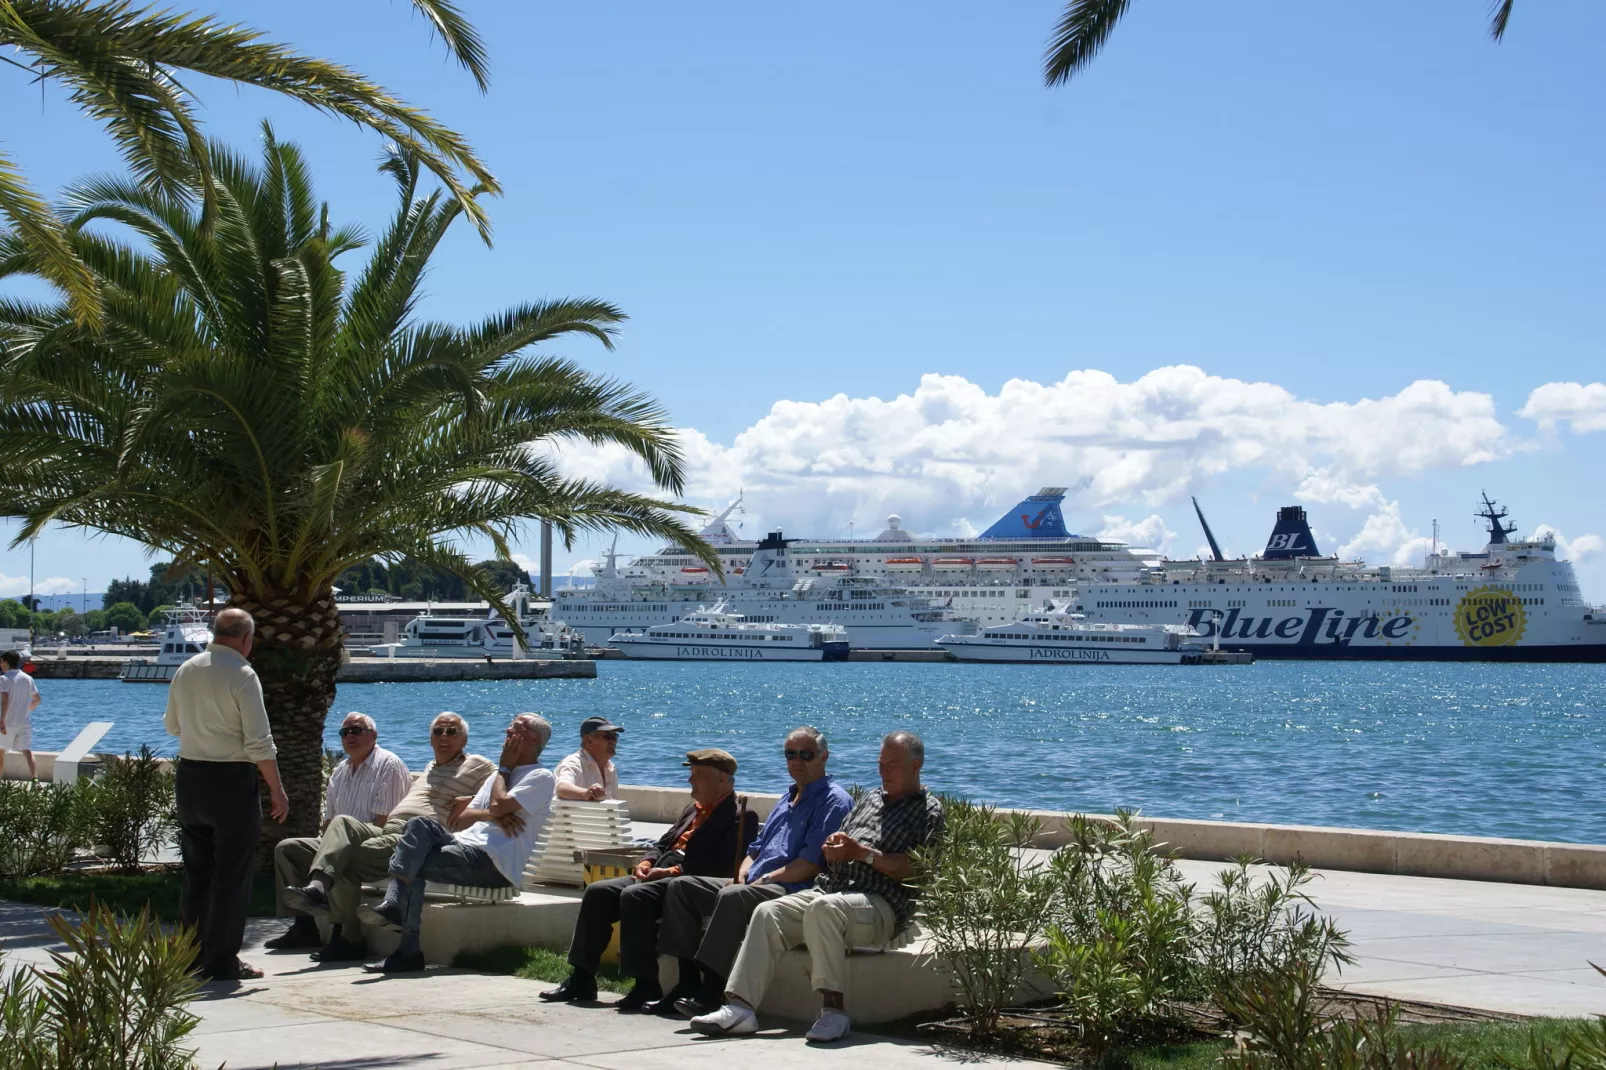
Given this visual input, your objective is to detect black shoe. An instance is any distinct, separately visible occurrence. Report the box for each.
[282,883,330,916]
[310,934,367,962]
[615,978,663,1013]
[675,994,723,1018]
[539,971,597,1002]
[357,899,404,932]
[646,981,701,1017]
[361,951,425,974]
[263,918,322,950]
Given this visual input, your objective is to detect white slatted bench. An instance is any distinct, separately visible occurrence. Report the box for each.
[421,798,633,903]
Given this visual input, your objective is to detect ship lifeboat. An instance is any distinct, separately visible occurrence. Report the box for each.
[883,557,924,571]
[976,557,1017,571]
[1032,557,1076,569]
[931,557,974,571]
[678,567,712,582]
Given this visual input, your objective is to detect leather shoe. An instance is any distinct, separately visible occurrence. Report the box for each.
[263,919,321,950]
[310,934,367,963]
[674,994,723,1018]
[645,981,700,1017]
[539,971,597,1002]
[614,979,663,1012]
[362,951,425,974]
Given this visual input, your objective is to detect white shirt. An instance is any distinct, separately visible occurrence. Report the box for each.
[323,745,413,824]
[554,749,618,799]
[0,669,39,726]
[454,764,555,886]
[163,645,276,763]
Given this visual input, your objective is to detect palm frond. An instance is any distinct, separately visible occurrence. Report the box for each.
[0,148,101,324]
[1044,0,1132,87]
[410,0,491,92]
[1488,0,1515,41]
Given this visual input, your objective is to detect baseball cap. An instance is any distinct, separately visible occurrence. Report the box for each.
[581,716,624,737]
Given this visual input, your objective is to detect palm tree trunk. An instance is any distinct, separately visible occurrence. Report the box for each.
[230,590,344,868]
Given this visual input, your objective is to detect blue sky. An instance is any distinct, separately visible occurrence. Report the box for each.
[3,1,1604,596]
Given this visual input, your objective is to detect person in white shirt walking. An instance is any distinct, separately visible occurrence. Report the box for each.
[359,713,556,974]
[164,608,289,982]
[0,651,41,780]
[553,715,621,801]
[265,711,411,951]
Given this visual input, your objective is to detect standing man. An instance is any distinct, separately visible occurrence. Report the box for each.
[0,650,41,780]
[265,712,411,951]
[280,712,494,963]
[541,749,759,1011]
[554,716,621,801]
[359,713,556,974]
[164,607,289,983]
[692,730,944,1044]
[654,726,852,1016]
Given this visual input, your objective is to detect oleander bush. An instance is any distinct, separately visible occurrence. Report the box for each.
[0,903,202,1069]
[0,781,99,878]
[918,807,1357,1060]
[93,746,177,872]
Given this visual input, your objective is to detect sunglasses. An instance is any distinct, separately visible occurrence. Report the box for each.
[432,725,462,737]
[338,725,370,738]
[590,731,619,741]
[784,748,818,762]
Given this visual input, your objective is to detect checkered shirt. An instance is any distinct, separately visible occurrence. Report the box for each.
[814,787,945,929]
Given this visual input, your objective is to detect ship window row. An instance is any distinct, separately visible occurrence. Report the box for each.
[820,602,884,611]
[576,604,670,613]
[661,632,793,641]
[163,643,204,654]
[1094,600,1177,609]
[997,633,1143,643]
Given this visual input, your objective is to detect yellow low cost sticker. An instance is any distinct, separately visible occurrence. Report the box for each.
[1454,586,1526,647]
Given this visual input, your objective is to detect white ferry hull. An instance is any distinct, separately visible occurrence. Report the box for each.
[611,640,845,662]
[940,640,1192,665]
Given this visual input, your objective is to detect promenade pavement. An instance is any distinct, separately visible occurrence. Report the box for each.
[0,858,1602,1067]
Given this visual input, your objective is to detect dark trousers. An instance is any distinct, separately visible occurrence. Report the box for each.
[568,875,675,981]
[175,759,262,977]
[658,876,788,979]
[384,817,508,958]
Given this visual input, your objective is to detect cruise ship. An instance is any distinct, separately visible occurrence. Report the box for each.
[555,534,977,650]
[609,491,1606,661]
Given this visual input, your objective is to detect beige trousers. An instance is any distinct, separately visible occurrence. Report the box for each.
[725,889,896,1007]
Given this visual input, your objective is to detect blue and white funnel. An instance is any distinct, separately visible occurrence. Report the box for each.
[979,487,1073,540]
[1262,506,1320,560]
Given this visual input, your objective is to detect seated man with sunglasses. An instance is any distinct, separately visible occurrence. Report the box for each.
[278,712,494,962]
[553,716,622,801]
[267,712,412,953]
[649,727,852,1017]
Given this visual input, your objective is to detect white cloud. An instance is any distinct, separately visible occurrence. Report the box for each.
[0,575,75,597]
[1519,382,1606,434]
[1530,525,1605,564]
[1097,514,1177,553]
[553,366,1513,539]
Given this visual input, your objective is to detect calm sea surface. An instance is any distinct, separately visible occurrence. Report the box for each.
[26,661,1605,844]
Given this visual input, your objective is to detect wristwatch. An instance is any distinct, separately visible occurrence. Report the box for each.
[864,847,881,867]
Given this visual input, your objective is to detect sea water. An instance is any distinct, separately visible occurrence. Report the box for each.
[25,661,1605,844]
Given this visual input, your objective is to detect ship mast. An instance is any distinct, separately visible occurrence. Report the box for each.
[1476,492,1517,545]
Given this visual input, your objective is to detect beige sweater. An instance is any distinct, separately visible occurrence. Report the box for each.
[163,644,276,763]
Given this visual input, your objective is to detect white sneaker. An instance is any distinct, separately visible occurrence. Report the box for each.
[806,1007,851,1043]
[690,1002,758,1036]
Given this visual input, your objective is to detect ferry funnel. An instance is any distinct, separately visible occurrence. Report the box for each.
[1262,506,1320,560]
[979,487,1072,540]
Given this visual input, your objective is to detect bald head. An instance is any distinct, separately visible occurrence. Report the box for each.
[212,608,255,655]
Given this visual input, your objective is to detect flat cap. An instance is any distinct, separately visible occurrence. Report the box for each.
[683,748,737,775]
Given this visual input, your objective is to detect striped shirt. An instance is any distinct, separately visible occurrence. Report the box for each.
[815,787,945,930]
[323,746,412,824]
[385,753,498,832]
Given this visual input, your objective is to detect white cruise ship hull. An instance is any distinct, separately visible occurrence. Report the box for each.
[612,639,839,661]
[940,638,1192,665]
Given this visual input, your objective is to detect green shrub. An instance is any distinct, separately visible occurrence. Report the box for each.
[916,798,1061,1031]
[0,781,99,879]
[1194,856,1353,1014]
[93,746,177,872]
[0,903,202,1069]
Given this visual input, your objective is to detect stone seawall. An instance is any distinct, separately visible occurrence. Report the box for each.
[27,657,596,682]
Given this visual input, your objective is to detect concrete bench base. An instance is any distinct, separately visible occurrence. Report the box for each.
[349,887,976,1025]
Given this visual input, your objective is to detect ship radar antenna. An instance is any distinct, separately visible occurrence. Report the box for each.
[1476,492,1517,545]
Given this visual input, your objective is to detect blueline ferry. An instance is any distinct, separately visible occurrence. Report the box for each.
[611,491,1606,661]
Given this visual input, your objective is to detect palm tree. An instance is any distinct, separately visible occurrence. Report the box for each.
[0,127,716,842]
[1,0,498,323]
[1044,0,1516,86]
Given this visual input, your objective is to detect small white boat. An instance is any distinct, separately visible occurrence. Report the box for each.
[370,584,583,660]
[120,605,212,683]
[611,601,849,661]
[939,604,1203,665]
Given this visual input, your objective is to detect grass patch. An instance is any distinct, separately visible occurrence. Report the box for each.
[451,944,630,993]
[1111,1018,1579,1070]
[0,867,279,923]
